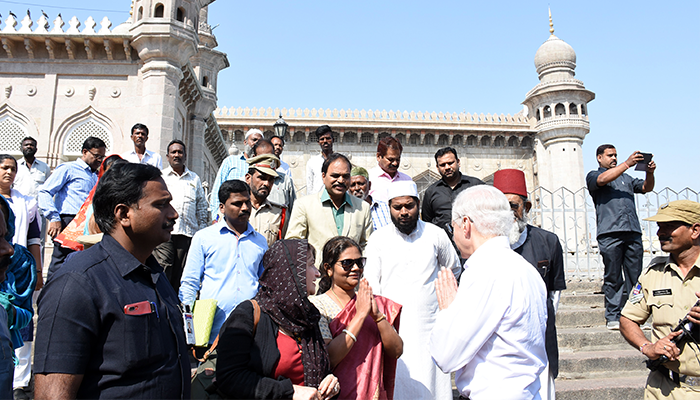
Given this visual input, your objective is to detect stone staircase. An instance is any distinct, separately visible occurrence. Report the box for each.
[555,281,650,399]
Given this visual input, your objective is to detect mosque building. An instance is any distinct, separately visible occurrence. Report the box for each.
[0,1,593,198]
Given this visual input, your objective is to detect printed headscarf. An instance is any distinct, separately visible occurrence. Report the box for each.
[254,239,330,387]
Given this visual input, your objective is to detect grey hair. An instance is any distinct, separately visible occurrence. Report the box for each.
[452,185,514,238]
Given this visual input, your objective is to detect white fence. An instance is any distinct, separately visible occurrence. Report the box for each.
[529,187,699,281]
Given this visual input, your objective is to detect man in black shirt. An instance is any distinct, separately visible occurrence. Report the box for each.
[586,144,656,330]
[422,147,483,244]
[34,163,190,399]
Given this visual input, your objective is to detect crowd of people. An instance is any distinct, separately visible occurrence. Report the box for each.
[0,123,695,400]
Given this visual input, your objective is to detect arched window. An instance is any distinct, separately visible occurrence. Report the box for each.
[395,133,405,144]
[423,135,433,146]
[63,118,112,157]
[480,136,491,147]
[581,105,587,116]
[508,136,519,147]
[521,136,533,148]
[409,134,419,145]
[154,3,165,18]
[543,105,551,118]
[494,136,505,147]
[234,130,244,143]
[176,7,185,22]
[361,132,373,144]
[343,131,357,144]
[555,103,566,116]
[452,135,462,146]
[535,109,541,121]
[569,103,578,116]
[0,116,26,154]
[467,135,477,146]
[293,131,305,142]
[137,6,143,20]
[437,134,449,145]
[378,132,391,141]
[202,76,208,88]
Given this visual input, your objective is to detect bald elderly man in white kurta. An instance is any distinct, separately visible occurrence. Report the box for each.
[364,180,461,400]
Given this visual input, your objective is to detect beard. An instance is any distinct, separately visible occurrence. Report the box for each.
[244,143,254,158]
[391,214,418,235]
[508,213,529,245]
[22,148,36,158]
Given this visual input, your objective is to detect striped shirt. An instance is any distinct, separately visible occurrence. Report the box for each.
[38,158,98,222]
[370,199,391,230]
[209,154,248,219]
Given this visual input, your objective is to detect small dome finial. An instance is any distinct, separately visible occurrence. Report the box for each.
[548,7,555,36]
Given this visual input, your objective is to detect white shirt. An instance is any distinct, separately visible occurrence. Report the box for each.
[162,166,209,237]
[121,149,162,169]
[429,236,548,400]
[14,158,50,199]
[364,220,461,400]
[305,153,325,195]
[7,189,40,247]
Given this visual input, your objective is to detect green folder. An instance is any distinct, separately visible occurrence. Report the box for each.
[192,299,218,347]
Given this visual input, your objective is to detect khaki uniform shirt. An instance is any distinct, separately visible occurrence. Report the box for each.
[249,200,287,247]
[622,254,700,396]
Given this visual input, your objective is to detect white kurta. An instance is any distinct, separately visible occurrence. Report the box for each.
[364,220,461,400]
[429,236,548,400]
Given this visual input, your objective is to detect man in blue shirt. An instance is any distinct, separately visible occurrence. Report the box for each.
[209,129,263,220]
[586,144,656,330]
[38,136,106,277]
[180,179,267,343]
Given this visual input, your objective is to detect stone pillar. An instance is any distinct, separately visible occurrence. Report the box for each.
[139,61,184,157]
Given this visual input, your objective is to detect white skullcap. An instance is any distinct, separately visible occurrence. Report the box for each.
[387,180,418,201]
[245,128,263,140]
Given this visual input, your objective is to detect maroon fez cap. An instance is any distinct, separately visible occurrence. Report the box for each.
[493,169,527,197]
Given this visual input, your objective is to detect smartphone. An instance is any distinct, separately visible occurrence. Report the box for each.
[635,153,652,171]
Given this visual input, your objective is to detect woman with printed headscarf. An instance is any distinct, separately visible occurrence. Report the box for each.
[216,239,340,400]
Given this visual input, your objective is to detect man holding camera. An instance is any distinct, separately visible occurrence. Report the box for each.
[587,144,656,330]
[620,200,700,398]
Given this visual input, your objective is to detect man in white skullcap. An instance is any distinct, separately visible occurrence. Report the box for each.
[364,180,461,400]
[209,128,264,220]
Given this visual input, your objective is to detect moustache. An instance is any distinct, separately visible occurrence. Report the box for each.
[658,236,671,242]
[163,220,176,230]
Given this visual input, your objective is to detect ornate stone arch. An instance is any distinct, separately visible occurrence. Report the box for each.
[50,106,119,164]
[0,103,39,155]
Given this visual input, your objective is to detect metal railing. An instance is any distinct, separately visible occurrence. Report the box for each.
[528,186,699,281]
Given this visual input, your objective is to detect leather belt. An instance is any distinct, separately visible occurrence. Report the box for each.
[659,365,700,387]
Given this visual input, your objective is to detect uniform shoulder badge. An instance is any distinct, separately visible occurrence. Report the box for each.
[629,282,644,304]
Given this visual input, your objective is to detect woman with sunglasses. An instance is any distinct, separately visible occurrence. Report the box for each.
[310,236,403,400]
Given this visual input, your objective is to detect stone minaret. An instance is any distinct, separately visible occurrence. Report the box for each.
[522,10,595,193]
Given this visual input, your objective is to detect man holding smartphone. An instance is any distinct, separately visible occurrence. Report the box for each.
[586,144,656,330]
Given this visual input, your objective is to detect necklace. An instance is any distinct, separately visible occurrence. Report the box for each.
[329,286,347,308]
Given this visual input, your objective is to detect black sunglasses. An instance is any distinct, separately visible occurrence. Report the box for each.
[337,257,366,271]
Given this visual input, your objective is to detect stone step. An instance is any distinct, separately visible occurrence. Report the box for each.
[557,326,649,352]
[564,280,603,293]
[555,375,646,400]
[560,292,604,307]
[558,349,647,379]
[555,305,605,328]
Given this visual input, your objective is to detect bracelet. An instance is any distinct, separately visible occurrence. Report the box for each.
[640,342,651,355]
[343,329,357,343]
[622,162,629,170]
[374,314,386,324]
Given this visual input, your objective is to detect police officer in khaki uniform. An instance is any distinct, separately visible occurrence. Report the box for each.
[620,200,700,398]
[245,154,288,247]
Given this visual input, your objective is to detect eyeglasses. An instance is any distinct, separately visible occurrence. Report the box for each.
[509,202,522,210]
[337,257,366,271]
[89,151,105,161]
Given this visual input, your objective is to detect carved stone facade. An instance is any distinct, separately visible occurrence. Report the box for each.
[0,0,228,187]
[215,25,594,198]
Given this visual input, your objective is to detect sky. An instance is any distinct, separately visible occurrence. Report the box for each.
[3,0,698,190]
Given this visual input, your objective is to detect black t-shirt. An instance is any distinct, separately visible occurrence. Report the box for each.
[34,234,190,399]
[421,174,484,239]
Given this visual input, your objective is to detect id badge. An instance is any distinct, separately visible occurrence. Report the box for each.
[183,305,196,345]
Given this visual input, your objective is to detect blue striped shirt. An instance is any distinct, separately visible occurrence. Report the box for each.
[371,199,391,230]
[209,154,248,219]
[38,159,97,222]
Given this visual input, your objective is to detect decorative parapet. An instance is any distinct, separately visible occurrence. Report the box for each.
[0,13,134,61]
[214,106,530,128]
[524,78,588,98]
